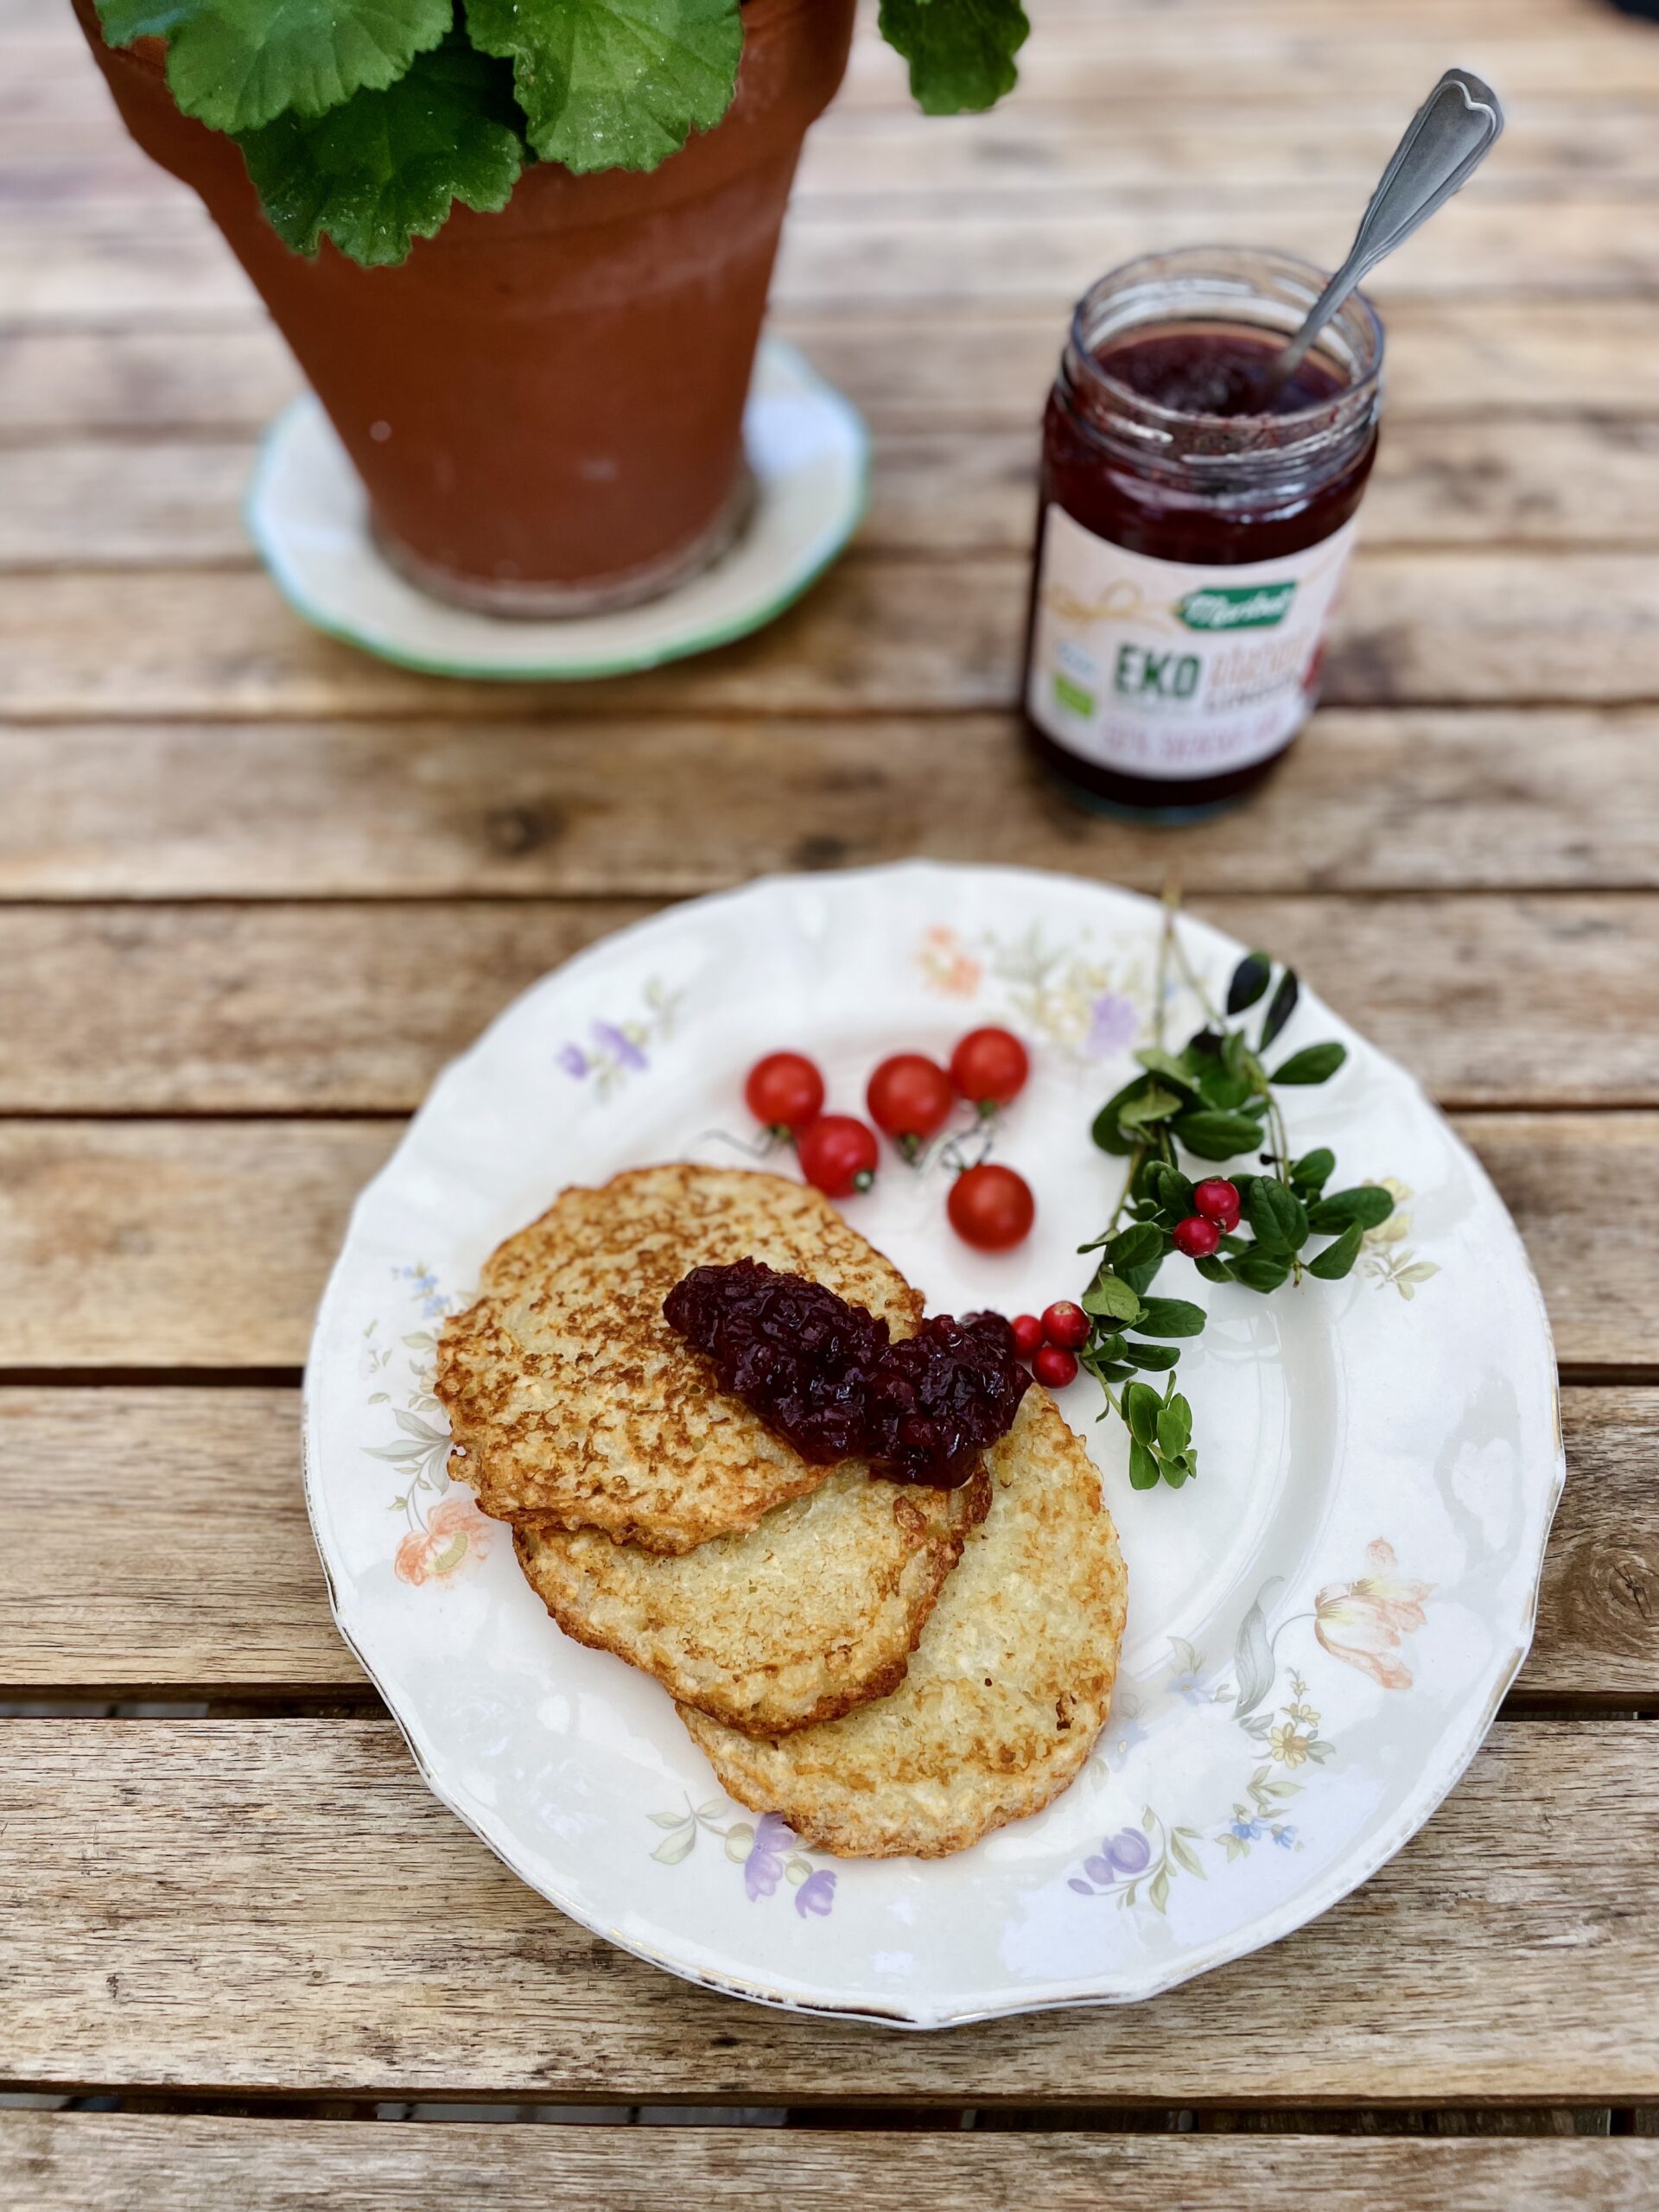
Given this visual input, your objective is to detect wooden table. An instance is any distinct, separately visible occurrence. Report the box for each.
[3,0,1658,2201]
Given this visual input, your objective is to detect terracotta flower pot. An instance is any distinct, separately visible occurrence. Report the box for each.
[75,0,857,612]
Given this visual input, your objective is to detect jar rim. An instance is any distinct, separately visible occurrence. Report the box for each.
[1067,245,1384,434]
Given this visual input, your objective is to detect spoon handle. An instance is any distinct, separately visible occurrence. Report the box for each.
[1274,67,1504,381]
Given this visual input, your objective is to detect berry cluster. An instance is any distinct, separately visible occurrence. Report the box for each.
[742,1027,1039,1253]
[1007,1299,1090,1391]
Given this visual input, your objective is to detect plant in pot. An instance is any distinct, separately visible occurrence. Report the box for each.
[78,0,1031,615]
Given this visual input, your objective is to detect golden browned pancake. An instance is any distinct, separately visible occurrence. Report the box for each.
[434,1164,921,1555]
[515,1461,991,1736]
[679,1390,1128,1859]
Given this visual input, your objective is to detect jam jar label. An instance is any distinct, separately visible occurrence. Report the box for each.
[1027,506,1361,780]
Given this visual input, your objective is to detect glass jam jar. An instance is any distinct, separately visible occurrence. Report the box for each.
[1022,246,1383,818]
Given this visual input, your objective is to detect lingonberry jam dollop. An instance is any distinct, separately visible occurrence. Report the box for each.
[663,1265,1030,1489]
[663,1258,889,1465]
[862,1312,1031,1489]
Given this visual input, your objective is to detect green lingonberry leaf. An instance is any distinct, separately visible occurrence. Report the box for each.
[1247,1177,1308,1254]
[1107,1223,1165,1274]
[1082,1272,1142,1324]
[466,0,743,172]
[1131,1296,1207,1339]
[1307,1219,1365,1279]
[1233,1250,1292,1294]
[1290,1147,1336,1194]
[1123,1380,1162,1446]
[1123,1342,1180,1372]
[1272,1041,1348,1085]
[1157,1393,1193,1458]
[1307,1185,1395,1234]
[1226,950,1272,1014]
[1259,968,1300,1051]
[1172,1108,1263,1160]
[236,35,523,265]
[878,0,1029,115]
[1128,1439,1161,1491]
[99,0,452,133]
[1192,1254,1236,1285]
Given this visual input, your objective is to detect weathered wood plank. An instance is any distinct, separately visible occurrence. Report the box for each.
[0,1386,1646,1696]
[0,711,1652,902]
[23,100,1659,212]
[7,301,1659,441]
[5,551,1659,720]
[1,2112,1652,2212]
[0,1120,399,1369]
[14,416,1659,573]
[0,896,1649,1113]
[0,1114,1645,1370]
[0,1719,1653,2099]
[4,196,1659,329]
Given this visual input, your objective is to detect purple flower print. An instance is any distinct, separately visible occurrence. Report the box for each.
[1085,992,1138,1058]
[795,1868,836,1919]
[744,1814,791,1901]
[591,1020,647,1072]
[1103,1827,1152,1875]
[1231,1816,1267,1843]
[557,1043,589,1080]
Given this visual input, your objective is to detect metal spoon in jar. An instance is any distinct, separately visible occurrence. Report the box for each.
[1259,67,1504,399]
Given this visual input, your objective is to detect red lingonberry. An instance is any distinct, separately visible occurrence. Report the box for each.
[1192,1177,1242,1230]
[1032,1344,1079,1389]
[1040,1300,1090,1351]
[1010,1313,1045,1359]
[1173,1214,1221,1258]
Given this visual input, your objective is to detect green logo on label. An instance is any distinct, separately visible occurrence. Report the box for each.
[1177,582,1297,632]
[1052,672,1096,718]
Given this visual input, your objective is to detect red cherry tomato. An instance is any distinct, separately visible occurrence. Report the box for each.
[1033,1344,1079,1389]
[1192,1177,1242,1231]
[866,1053,955,1150]
[744,1051,825,1135]
[1010,1312,1045,1359]
[797,1115,879,1198]
[1041,1300,1090,1351]
[947,1163,1035,1252]
[949,1027,1030,1113]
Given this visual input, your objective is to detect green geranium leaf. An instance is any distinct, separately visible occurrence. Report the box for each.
[99,0,452,133]
[878,0,1029,115]
[467,0,742,172]
[237,36,524,265]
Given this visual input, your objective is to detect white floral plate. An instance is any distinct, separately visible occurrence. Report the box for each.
[246,338,868,679]
[303,862,1562,2029]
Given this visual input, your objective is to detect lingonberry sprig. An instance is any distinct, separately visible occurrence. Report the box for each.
[1077,894,1395,1492]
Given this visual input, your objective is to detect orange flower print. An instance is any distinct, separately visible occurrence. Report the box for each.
[917,926,983,1001]
[1313,1539,1433,1690]
[395,1491,494,1587]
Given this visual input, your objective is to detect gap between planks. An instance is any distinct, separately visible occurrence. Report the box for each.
[0,1719,1656,2102]
[0,1384,1649,1701]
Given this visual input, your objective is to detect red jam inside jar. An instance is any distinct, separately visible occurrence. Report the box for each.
[1022,248,1383,819]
